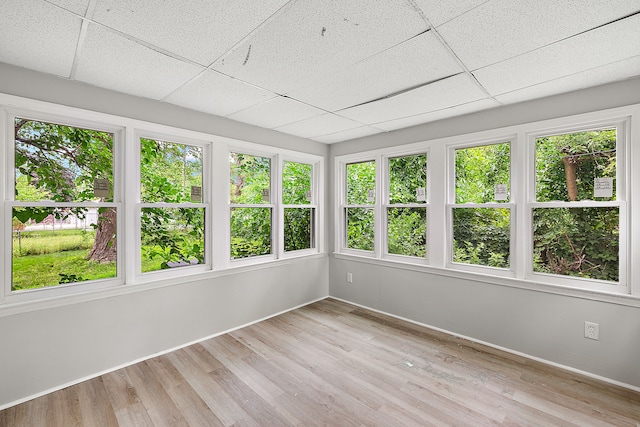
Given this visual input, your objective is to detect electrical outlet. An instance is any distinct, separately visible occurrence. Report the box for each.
[346,273,353,283]
[584,321,599,340]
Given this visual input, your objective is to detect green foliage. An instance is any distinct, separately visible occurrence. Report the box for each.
[389,154,426,204]
[283,161,312,204]
[346,208,374,251]
[387,208,426,257]
[347,161,375,204]
[139,139,205,271]
[12,229,94,256]
[536,129,616,202]
[230,208,271,258]
[284,208,313,252]
[456,142,510,204]
[452,208,510,268]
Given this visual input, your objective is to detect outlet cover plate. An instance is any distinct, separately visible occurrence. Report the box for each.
[585,321,599,340]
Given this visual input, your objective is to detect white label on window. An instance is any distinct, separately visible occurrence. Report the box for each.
[305,190,312,202]
[367,189,375,203]
[93,178,110,198]
[262,188,270,202]
[416,187,426,202]
[190,186,202,202]
[494,184,508,201]
[594,177,613,198]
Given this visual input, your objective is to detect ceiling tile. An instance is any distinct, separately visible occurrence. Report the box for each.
[372,98,500,131]
[312,126,385,143]
[227,96,326,129]
[211,0,428,94]
[474,14,640,96]
[495,56,640,105]
[74,24,204,100]
[411,0,488,26]
[438,0,640,70]
[91,0,291,66]
[47,0,90,15]
[339,73,488,125]
[287,31,463,111]
[275,113,365,139]
[0,0,81,77]
[165,70,277,117]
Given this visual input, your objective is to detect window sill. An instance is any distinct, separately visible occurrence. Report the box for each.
[332,252,640,308]
[0,253,328,318]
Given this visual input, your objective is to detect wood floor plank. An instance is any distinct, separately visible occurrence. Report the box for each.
[2,298,639,426]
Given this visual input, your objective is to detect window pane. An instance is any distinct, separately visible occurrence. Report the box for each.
[387,207,426,257]
[230,153,271,204]
[389,154,427,204]
[455,142,510,203]
[453,208,510,268]
[14,118,114,203]
[535,129,616,202]
[230,207,271,259]
[346,207,374,251]
[12,207,117,291]
[533,207,618,282]
[141,138,203,203]
[284,208,314,252]
[346,161,375,204]
[283,161,312,205]
[140,207,205,272]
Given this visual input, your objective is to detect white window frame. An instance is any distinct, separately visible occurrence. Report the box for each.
[446,136,517,277]
[524,118,629,294]
[279,156,320,258]
[133,130,212,281]
[3,108,124,303]
[339,156,378,257]
[382,150,429,264]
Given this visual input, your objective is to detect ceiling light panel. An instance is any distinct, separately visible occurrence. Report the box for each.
[339,73,488,125]
[287,31,463,112]
[0,0,82,77]
[474,13,640,96]
[74,24,204,100]
[275,113,365,139]
[211,0,428,94]
[91,0,292,66]
[165,70,277,117]
[438,0,640,70]
[228,96,326,129]
[495,56,640,105]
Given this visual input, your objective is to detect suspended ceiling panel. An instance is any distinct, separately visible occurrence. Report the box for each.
[0,0,82,77]
[1,0,639,143]
[211,0,429,94]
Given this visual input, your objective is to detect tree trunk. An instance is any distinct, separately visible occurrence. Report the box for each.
[562,156,578,201]
[87,207,117,263]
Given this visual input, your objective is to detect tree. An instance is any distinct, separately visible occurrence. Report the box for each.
[14,118,116,263]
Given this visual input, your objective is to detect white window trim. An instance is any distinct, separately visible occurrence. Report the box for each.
[446,137,517,277]
[132,130,213,283]
[0,93,325,308]
[334,103,640,302]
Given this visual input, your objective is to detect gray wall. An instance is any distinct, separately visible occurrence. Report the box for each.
[328,77,640,389]
[0,258,328,408]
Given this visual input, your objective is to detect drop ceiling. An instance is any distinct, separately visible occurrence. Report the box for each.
[1,0,639,143]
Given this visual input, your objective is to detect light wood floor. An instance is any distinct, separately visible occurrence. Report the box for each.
[1,298,639,426]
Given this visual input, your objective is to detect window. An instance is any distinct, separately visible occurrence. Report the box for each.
[10,117,119,291]
[531,126,624,285]
[282,161,315,252]
[229,152,273,259]
[385,153,427,259]
[344,160,376,252]
[450,141,512,270]
[139,137,206,273]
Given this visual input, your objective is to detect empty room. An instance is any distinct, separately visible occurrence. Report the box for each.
[1,0,639,425]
